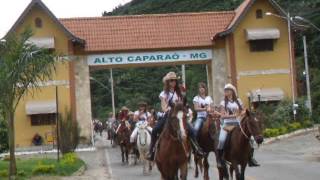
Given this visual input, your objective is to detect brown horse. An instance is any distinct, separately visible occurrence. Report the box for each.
[116,120,132,164]
[194,110,219,180]
[218,109,264,180]
[155,102,190,180]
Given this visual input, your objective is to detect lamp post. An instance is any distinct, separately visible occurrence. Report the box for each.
[292,15,320,116]
[265,11,297,120]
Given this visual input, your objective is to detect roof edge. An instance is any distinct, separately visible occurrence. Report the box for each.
[4,0,85,44]
[216,0,288,38]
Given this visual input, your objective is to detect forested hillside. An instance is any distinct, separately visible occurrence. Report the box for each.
[90,0,320,119]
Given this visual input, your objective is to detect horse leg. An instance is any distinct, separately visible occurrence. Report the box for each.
[218,166,229,180]
[232,163,240,180]
[121,146,125,164]
[229,166,234,180]
[203,157,209,180]
[194,155,199,178]
[179,162,188,180]
[240,163,246,180]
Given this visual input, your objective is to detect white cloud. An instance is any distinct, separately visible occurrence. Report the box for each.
[0,0,131,37]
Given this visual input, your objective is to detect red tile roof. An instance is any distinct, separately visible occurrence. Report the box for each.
[59,11,235,52]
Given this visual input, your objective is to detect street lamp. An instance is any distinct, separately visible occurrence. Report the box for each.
[265,11,296,119]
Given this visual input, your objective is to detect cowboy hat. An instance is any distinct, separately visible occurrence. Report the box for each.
[138,101,147,107]
[162,72,178,83]
[128,111,134,115]
[121,106,129,111]
[224,83,238,96]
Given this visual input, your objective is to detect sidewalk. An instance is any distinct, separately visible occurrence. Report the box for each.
[62,134,112,180]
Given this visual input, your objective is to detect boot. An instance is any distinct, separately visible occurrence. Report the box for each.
[216,149,225,168]
[189,136,205,157]
[248,148,260,167]
[147,135,157,161]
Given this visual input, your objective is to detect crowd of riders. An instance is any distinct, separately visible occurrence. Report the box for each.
[103,71,260,168]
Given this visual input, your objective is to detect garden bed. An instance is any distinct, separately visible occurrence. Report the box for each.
[0,153,85,179]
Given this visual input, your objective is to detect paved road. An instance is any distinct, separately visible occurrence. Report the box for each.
[105,132,320,180]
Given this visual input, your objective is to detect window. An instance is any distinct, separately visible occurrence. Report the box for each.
[256,9,263,19]
[31,113,56,126]
[249,39,274,52]
[35,17,42,28]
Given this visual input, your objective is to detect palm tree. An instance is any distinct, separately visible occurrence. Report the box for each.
[0,28,56,179]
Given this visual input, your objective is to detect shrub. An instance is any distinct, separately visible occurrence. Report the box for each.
[263,128,280,138]
[0,116,8,153]
[60,152,78,165]
[278,126,288,135]
[0,170,8,177]
[17,170,26,177]
[58,111,80,154]
[287,122,302,132]
[32,162,56,175]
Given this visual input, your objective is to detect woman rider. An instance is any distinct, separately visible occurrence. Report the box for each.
[193,82,214,137]
[147,72,205,160]
[130,102,152,143]
[216,83,260,167]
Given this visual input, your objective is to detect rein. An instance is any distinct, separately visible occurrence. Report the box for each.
[239,117,250,139]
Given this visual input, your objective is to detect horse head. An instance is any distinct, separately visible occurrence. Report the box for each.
[240,109,264,145]
[169,102,187,140]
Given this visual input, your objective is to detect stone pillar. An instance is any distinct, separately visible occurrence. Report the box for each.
[74,56,93,143]
[211,48,228,105]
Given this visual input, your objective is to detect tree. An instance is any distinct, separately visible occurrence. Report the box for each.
[0,28,56,179]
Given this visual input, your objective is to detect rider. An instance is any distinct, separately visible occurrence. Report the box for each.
[147,72,205,160]
[216,83,260,167]
[116,106,130,134]
[192,82,214,137]
[130,102,153,143]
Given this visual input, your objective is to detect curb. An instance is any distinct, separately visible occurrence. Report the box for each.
[263,125,319,145]
[72,164,87,176]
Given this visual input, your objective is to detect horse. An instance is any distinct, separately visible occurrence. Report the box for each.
[155,102,190,180]
[194,109,220,180]
[136,121,153,175]
[116,120,132,164]
[107,120,119,147]
[93,119,104,136]
[218,109,264,180]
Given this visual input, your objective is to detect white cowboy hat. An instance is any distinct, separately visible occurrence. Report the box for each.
[224,83,238,96]
[162,72,178,83]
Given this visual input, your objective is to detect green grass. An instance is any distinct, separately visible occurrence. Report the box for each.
[0,154,85,179]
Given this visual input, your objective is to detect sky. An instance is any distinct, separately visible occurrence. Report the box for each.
[0,0,132,37]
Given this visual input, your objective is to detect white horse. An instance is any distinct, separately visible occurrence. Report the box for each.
[136,122,153,175]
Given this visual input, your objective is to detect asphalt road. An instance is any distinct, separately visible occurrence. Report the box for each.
[104,132,320,180]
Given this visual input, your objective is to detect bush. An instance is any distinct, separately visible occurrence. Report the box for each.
[58,111,80,154]
[32,162,56,175]
[60,153,77,165]
[0,116,8,153]
[287,122,302,132]
[263,128,280,138]
[17,170,26,177]
[278,126,288,135]
[0,169,8,177]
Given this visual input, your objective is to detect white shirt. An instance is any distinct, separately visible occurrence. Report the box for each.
[220,98,243,122]
[134,110,151,121]
[159,90,180,104]
[193,95,213,118]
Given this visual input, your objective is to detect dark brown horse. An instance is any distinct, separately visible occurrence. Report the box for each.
[116,120,132,164]
[194,110,220,180]
[155,102,190,180]
[218,110,264,180]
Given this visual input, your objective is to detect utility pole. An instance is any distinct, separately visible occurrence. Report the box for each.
[55,85,60,162]
[181,64,186,87]
[110,69,116,117]
[303,35,312,115]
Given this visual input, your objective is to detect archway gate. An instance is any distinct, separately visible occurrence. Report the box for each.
[73,48,229,141]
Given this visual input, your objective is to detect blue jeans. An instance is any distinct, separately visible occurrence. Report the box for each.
[217,120,240,150]
[193,117,206,137]
[151,114,196,140]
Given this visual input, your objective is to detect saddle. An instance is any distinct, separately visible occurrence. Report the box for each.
[223,125,237,133]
